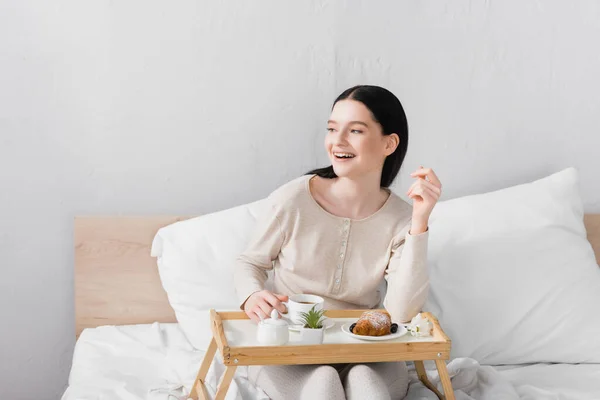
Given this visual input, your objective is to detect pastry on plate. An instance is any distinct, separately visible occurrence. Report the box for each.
[350,310,398,336]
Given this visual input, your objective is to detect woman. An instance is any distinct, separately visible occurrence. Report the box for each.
[234,85,442,399]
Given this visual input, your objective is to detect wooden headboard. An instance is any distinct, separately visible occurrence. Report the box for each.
[586,214,600,264]
[74,214,600,336]
[74,217,188,336]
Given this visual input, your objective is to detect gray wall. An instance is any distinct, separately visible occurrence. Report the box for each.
[1,1,599,398]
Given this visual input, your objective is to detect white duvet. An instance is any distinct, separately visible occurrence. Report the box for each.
[407,359,600,400]
[62,323,267,400]
[63,323,600,400]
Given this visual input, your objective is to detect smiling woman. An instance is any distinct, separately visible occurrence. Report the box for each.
[234,84,442,400]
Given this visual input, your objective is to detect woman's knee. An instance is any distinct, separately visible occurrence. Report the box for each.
[248,364,345,400]
[343,362,408,400]
[299,365,344,400]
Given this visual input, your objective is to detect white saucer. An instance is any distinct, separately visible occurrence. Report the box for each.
[288,318,335,332]
[341,323,408,341]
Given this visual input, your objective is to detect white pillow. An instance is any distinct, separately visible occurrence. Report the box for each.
[425,167,600,364]
[151,200,267,350]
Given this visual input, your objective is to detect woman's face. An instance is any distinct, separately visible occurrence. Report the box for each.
[325,99,398,180]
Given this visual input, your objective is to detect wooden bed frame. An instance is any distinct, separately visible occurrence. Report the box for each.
[75,214,600,336]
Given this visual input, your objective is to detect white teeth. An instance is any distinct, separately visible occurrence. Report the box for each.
[334,152,355,158]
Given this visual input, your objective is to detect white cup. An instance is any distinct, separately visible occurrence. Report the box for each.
[282,294,325,325]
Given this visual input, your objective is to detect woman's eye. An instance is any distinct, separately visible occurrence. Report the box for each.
[351,129,363,134]
[327,128,335,133]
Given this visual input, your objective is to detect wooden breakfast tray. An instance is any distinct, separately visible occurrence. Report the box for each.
[189,309,455,400]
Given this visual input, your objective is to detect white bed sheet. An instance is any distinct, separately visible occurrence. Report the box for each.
[63,323,600,400]
[406,358,600,400]
[495,362,600,400]
[61,323,267,400]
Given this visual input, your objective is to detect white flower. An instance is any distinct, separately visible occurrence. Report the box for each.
[408,313,433,337]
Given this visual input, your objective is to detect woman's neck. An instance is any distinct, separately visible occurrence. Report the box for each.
[326,171,389,219]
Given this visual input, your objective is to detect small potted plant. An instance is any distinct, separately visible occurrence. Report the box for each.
[299,306,326,344]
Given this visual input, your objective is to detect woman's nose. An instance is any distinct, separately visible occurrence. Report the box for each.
[332,130,349,145]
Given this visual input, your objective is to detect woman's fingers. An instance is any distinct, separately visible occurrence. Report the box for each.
[408,178,440,197]
[410,167,442,188]
[274,293,289,313]
[246,291,291,323]
[407,180,419,198]
[247,304,265,323]
[263,292,286,313]
[407,185,415,198]
[407,178,441,198]
[408,185,421,200]
[409,183,439,202]
[248,312,260,323]
[253,306,269,321]
[422,185,439,201]
[257,299,273,317]
[406,180,419,196]
[419,177,442,195]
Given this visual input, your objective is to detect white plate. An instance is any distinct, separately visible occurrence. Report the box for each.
[288,318,335,332]
[341,323,408,341]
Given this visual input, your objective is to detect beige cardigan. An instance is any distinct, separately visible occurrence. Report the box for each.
[233,175,429,323]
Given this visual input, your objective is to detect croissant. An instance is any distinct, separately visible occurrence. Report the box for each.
[351,311,392,336]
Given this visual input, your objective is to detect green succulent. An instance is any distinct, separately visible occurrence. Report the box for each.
[299,306,325,329]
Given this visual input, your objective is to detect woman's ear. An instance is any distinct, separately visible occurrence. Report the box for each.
[384,133,400,156]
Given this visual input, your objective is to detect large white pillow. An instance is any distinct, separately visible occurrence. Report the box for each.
[151,200,267,350]
[425,167,600,364]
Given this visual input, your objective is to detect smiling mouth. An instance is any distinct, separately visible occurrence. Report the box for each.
[333,152,356,159]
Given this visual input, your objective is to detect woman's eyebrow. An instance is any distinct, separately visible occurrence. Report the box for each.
[327,120,369,127]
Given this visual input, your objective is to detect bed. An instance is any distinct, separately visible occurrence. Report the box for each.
[64,170,600,400]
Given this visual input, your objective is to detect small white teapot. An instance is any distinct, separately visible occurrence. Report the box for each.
[257,309,289,345]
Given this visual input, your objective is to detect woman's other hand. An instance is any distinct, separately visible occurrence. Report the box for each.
[407,166,442,234]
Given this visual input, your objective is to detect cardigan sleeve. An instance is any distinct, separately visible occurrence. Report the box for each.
[383,227,430,323]
[233,201,286,309]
